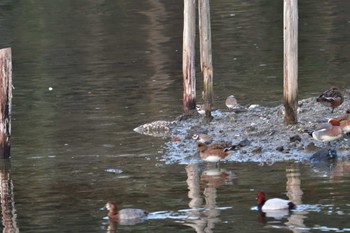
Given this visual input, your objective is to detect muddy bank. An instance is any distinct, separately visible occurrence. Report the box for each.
[134,96,350,164]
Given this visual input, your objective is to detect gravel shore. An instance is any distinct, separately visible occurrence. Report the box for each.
[135,95,350,164]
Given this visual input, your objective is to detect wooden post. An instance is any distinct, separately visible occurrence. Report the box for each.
[0,159,18,232]
[283,0,298,124]
[0,48,12,158]
[198,0,213,122]
[183,0,196,112]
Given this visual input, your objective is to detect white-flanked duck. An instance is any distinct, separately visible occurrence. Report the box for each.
[257,192,296,211]
[312,119,343,142]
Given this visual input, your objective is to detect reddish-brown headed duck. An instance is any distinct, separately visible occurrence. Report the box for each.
[333,109,350,134]
[105,201,148,221]
[312,119,343,142]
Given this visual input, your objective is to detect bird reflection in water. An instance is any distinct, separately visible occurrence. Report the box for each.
[201,168,235,187]
[184,164,235,233]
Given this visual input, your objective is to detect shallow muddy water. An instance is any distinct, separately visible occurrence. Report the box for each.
[0,0,350,232]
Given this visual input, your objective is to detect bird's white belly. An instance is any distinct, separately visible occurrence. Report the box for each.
[204,155,221,163]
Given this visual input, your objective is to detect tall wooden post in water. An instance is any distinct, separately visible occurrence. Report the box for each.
[198,0,213,122]
[283,0,298,124]
[183,0,196,112]
[0,48,12,158]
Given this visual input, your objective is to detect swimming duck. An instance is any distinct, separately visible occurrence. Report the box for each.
[312,119,343,142]
[225,95,238,109]
[316,87,344,113]
[197,142,235,163]
[257,192,296,211]
[105,201,148,221]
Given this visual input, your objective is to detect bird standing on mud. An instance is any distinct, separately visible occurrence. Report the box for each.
[312,119,343,142]
[332,109,350,134]
[316,87,344,113]
[225,95,238,110]
[197,142,236,163]
[196,104,206,115]
[192,134,213,144]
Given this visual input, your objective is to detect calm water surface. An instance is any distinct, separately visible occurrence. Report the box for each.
[0,0,350,232]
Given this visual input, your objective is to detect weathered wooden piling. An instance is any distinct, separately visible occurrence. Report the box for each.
[0,48,12,158]
[183,0,196,112]
[198,0,214,122]
[283,0,298,124]
[0,159,18,231]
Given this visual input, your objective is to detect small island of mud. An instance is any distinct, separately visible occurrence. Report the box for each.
[134,96,350,165]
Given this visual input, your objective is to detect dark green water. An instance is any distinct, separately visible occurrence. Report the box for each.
[0,0,349,232]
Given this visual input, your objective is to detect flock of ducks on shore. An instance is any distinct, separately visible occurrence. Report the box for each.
[195,87,348,161]
[104,87,347,224]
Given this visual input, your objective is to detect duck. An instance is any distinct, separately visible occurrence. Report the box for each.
[312,119,343,142]
[333,109,350,134]
[104,201,148,221]
[225,95,238,109]
[257,192,296,211]
[197,142,236,163]
[316,87,344,113]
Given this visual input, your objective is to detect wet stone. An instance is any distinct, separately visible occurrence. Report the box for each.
[290,135,302,142]
[305,142,320,152]
[252,147,262,154]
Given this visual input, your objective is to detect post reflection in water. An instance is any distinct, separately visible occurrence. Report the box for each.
[185,164,234,233]
[286,164,306,233]
[0,159,19,233]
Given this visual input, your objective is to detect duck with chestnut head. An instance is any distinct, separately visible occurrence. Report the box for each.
[104,201,148,225]
[333,109,350,134]
[312,119,343,142]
